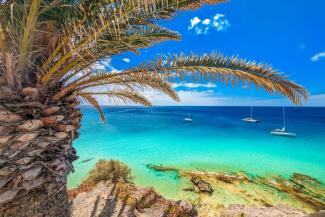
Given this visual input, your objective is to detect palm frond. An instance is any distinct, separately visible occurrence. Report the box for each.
[80,90,152,106]
[130,52,308,104]
[53,70,180,103]
[79,93,107,124]
[38,0,224,85]
[44,24,181,85]
[17,0,42,72]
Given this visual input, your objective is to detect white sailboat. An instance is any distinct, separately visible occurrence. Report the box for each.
[184,113,192,122]
[271,107,296,137]
[242,106,259,123]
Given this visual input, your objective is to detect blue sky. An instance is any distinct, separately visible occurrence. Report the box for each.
[107,0,325,106]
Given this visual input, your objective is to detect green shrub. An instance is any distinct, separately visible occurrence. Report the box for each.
[83,159,133,185]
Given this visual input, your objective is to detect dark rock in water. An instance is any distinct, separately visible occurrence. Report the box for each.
[146,164,180,173]
[183,187,195,192]
[79,158,95,164]
[191,176,213,195]
[292,173,322,185]
[216,175,234,184]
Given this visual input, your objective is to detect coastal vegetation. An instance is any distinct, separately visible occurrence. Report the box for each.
[69,160,198,217]
[0,0,309,216]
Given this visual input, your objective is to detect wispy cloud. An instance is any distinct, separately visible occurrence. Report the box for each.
[188,13,230,35]
[91,58,120,72]
[172,82,216,89]
[311,52,325,62]
[188,17,201,30]
[86,88,325,107]
[122,58,130,63]
[147,90,228,106]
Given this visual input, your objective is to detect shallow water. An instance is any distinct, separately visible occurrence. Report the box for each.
[68,106,325,200]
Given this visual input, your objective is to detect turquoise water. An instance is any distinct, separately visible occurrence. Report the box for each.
[68,106,325,198]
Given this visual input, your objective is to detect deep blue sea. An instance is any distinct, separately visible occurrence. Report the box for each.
[68,106,325,199]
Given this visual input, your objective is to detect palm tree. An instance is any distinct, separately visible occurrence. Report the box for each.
[0,0,307,216]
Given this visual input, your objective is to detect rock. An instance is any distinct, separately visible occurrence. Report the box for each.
[183,187,195,192]
[22,166,43,181]
[16,133,38,142]
[0,190,19,204]
[177,200,197,215]
[70,182,198,217]
[292,173,321,185]
[146,164,180,173]
[79,158,95,164]
[216,174,235,184]
[191,176,213,195]
[221,204,306,217]
[0,110,22,123]
[309,210,325,217]
[17,119,44,131]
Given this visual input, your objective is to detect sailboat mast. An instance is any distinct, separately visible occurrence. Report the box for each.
[283,106,286,129]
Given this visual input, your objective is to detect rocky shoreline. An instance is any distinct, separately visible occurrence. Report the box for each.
[69,160,325,217]
[146,164,325,216]
[70,182,197,217]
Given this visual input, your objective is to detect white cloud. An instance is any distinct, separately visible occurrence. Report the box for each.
[172,82,216,88]
[122,58,130,63]
[91,58,120,72]
[188,13,230,35]
[311,52,325,62]
[202,19,211,25]
[188,17,201,30]
[148,90,228,106]
[212,13,230,31]
[84,88,325,107]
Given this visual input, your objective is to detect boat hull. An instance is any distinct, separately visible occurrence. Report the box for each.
[242,118,260,123]
[270,131,296,137]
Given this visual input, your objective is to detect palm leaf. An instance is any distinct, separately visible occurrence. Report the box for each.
[53,70,180,103]
[81,90,152,106]
[130,52,308,105]
[79,93,107,124]
[17,0,42,71]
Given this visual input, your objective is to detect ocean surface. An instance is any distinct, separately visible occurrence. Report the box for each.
[68,106,325,199]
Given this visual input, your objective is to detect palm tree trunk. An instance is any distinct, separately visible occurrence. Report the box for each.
[0,182,69,217]
[0,87,81,216]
